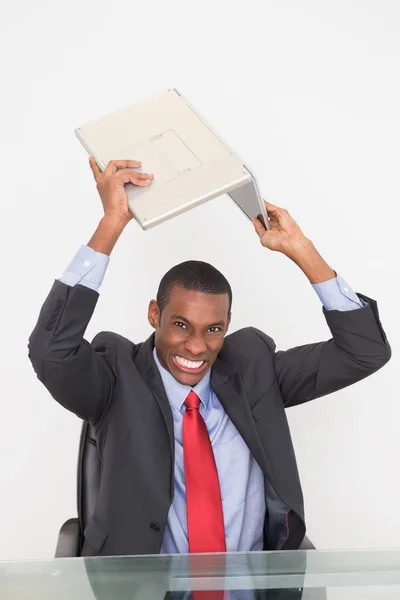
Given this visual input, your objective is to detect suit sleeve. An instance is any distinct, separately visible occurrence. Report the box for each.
[252,294,391,408]
[28,280,115,424]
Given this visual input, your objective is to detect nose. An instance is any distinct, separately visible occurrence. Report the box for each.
[184,334,207,357]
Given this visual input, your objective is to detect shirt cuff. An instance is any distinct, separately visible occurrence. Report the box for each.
[312,273,366,311]
[59,245,110,292]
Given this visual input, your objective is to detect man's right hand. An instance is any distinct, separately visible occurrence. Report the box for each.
[86,158,154,255]
[89,157,154,224]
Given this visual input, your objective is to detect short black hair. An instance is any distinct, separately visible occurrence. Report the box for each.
[156,260,232,316]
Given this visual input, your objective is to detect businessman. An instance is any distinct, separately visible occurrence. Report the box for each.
[28,158,391,557]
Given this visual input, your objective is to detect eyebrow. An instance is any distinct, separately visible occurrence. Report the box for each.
[170,314,226,327]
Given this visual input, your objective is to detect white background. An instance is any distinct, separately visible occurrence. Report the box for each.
[0,0,399,562]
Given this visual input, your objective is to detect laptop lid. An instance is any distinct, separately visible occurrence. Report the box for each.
[75,89,268,230]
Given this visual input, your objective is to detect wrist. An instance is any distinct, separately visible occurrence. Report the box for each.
[87,215,130,255]
[286,238,336,284]
[102,212,131,231]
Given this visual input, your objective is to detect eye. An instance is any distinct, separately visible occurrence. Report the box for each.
[174,321,188,330]
[208,326,221,333]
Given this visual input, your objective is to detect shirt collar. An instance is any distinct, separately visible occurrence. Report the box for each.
[152,347,211,411]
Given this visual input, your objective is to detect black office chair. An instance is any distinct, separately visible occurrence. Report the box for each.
[55,422,315,557]
[56,421,98,557]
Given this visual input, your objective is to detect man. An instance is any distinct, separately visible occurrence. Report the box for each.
[28,158,391,557]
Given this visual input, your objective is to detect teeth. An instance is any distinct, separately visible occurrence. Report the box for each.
[175,356,204,369]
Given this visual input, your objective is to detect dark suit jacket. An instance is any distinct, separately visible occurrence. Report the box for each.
[28,280,391,556]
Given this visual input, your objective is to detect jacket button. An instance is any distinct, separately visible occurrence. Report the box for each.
[150,522,160,532]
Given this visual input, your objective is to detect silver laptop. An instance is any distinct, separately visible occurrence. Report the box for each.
[75,88,270,231]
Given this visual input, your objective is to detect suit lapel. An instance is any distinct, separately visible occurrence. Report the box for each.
[211,357,271,478]
[134,334,175,462]
[134,338,273,486]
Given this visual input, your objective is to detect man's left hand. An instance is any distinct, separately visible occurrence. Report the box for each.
[253,201,336,284]
[252,201,309,258]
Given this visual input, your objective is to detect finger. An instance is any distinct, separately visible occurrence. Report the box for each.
[264,200,294,225]
[118,171,153,187]
[104,160,142,176]
[264,200,281,213]
[135,172,154,180]
[252,217,266,238]
[117,169,154,180]
[89,157,103,183]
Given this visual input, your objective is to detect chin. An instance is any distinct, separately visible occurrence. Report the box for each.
[173,370,202,386]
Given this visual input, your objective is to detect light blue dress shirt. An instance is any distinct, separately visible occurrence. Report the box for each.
[153,347,266,553]
[59,245,364,553]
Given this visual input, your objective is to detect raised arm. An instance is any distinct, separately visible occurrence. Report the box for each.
[28,158,154,424]
[252,202,391,407]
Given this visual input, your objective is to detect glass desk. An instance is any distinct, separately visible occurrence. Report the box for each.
[2,549,400,599]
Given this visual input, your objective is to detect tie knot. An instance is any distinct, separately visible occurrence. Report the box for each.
[185,390,200,411]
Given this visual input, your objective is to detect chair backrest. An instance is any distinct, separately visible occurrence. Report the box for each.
[77,421,101,539]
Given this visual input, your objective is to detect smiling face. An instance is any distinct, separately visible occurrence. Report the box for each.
[148,284,231,386]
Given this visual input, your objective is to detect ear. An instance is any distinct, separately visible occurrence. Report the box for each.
[148,299,160,329]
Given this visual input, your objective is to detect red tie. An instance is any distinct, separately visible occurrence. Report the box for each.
[183,390,226,554]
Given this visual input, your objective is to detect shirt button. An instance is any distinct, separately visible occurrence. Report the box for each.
[83,260,91,268]
[150,522,160,532]
[344,287,349,293]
